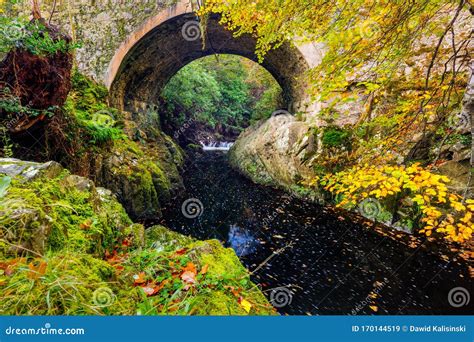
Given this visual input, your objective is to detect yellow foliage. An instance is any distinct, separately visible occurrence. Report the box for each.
[318,164,473,244]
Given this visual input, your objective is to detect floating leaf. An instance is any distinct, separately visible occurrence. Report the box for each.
[369,305,378,312]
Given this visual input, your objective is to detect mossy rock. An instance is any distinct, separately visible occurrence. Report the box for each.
[98,139,183,221]
[0,158,133,257]
[0,160,274,316]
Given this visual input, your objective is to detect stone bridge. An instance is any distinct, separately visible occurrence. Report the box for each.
[27,0,322,114]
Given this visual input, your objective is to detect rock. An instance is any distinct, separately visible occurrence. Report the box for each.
[438,160,473,197]
[0,159,63,180]
[229,115,321,199]
[97,138,184,221]
[60,174,95,192]
[449,143,471,162]
[0,158,133,257]
[0,199,52,255]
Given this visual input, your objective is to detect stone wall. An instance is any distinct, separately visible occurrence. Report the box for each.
[19,0,177,82]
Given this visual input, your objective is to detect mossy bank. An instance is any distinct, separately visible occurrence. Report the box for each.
[0,159,275,315]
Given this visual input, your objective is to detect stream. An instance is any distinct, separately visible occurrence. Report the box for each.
[160,151,472,315]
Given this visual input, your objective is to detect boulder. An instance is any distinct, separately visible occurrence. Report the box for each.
[0,158,133,257]
[229,115,321,199]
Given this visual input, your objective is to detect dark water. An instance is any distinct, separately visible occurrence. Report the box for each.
[160,152,472,315]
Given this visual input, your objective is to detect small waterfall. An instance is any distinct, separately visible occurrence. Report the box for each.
[200,141,234,151]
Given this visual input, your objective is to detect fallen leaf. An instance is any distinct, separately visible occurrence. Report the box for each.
[239,298,252,313]
[80,220,92,230]
[133,272,147,285]
[175,248,187,255]
[182,262,197,274]
[27,261,47,280]
[200,264,209,275]
[369,305,378,312]
[181,271,196,285]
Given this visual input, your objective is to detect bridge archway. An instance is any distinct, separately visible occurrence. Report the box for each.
[106,1,317,114]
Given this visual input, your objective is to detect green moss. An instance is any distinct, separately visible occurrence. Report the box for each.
[64,70,125,145]
[321,126,352,148]
[146,225,194,249]
[197,240,245,280]
[0,170,129,257]
[0,253,116,315]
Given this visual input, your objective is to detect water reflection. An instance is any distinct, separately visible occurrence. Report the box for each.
[227,224,259,257]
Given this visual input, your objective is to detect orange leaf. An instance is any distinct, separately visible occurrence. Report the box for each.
[200,264,209,275]
[80,220,92,230]
[182,262,197,274]
[27,261,47,280]
[133,272,147,285]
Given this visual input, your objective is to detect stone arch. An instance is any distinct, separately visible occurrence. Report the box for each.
[106,1,319,114]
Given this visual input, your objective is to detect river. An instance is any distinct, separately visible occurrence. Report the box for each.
[160,151,471,315]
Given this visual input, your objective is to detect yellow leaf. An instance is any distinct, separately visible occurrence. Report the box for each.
[239,299,252,313]
[369,305,378,312]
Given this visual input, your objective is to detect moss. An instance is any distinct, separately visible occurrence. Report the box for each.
[63,70,125,145]
[0,170,130,257]
[196,240,246,280]
[146,225,194,249]
[0,253,116,315]
[321,126,352,148]
[1,161,272,315]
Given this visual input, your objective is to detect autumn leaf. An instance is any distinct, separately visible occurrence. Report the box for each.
[27,261,47,280]
[200,264,209,275]
[182,262,197,274]
[369,305,378,312]
[133,272,147,285]
[80,219,92,230]
[239,298,252,313]
[121,238,131,247]
[175,248,187,255]
[181,271,196,285]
